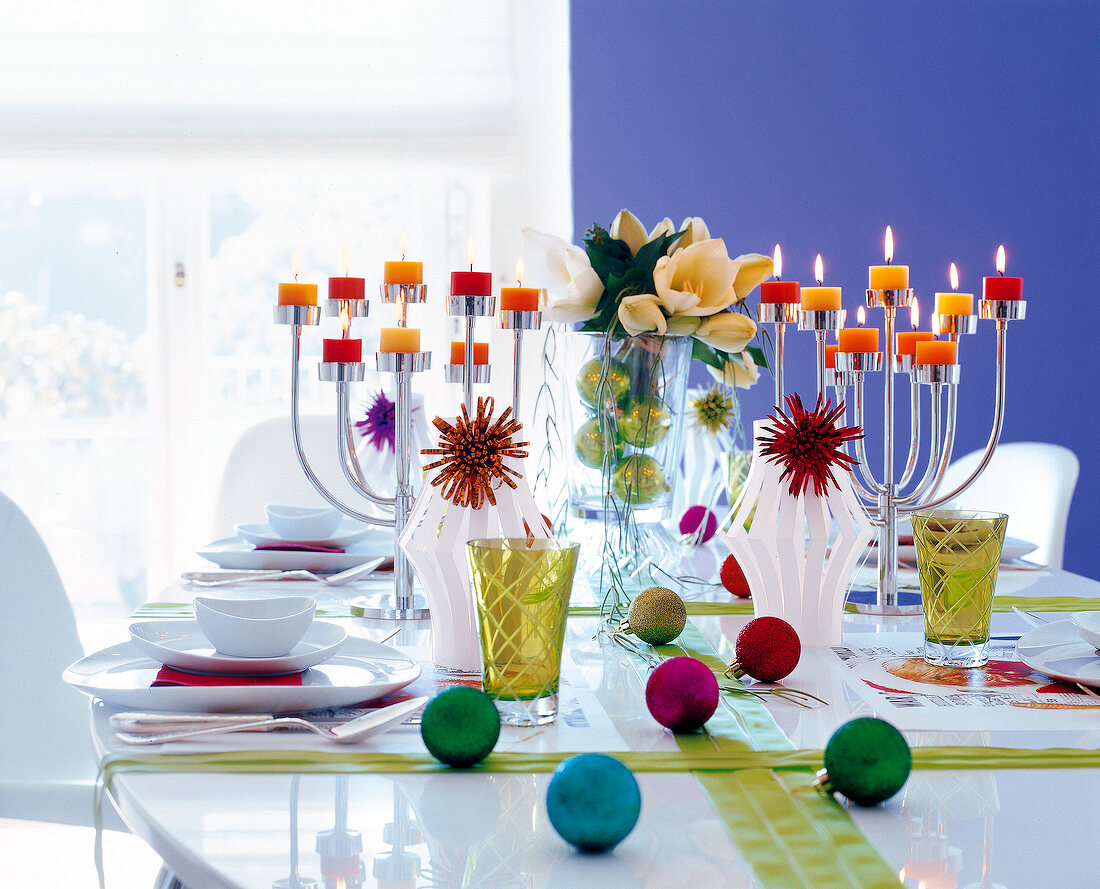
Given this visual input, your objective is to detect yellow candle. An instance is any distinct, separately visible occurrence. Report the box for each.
[278,282,317,306]
[934,292,974,316]
[379,327,421,353]
[800,287,842,311]
[869,226,909,289]
[915,340,958,365]
[383,261,423,285]
[838,327,879,352]
[868,264,909,289]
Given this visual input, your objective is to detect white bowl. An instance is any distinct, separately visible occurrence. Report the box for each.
[1070,612,1100,650]
[264,504,343,541]
[194,595,316,658]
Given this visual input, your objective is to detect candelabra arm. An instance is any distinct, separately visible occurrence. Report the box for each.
[852,376,886,495]
[836,384,880,507]
[896,375,922,490]
[288,328,394,527]
[337,384,397,508]
[897,382,947,505]
[904,322,1009,511]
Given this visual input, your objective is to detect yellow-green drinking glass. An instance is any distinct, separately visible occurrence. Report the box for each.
[911,509,1008,667]
[467,538,580,726]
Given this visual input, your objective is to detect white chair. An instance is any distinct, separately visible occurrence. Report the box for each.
[0,489,99,824]
[937,442,1079,570]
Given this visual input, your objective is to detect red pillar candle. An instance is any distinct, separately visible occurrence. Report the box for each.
[328,246,365,299]
[450,341,489,364]
[759,244,800,303]
[451,238,492,296]
[982,246,1023,300]
[322,338,362,362]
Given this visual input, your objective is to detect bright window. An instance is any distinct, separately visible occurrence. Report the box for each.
[0,1,571,625]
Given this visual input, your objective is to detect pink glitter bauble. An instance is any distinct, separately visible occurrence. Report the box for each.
[645,656,719,732]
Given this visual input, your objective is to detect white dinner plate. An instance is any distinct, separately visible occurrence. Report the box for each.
[233,520,378,549]
[128,620,347,675]
[63,636,421,713]
[197,535,392,572]
[1016,620,1100,687]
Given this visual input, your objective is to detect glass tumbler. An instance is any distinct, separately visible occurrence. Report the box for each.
[911,510,1008,667]
[467,538,580,726]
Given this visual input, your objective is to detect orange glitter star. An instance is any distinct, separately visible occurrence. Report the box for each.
[421,396,529,508]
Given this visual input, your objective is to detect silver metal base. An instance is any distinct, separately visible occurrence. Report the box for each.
[758,302,798,323]
[273,304,321,326]
[445,363,491,383]
[318,361,366,382]
[936,313,978,335]
[866,287,914,309]
[799,308,842,331]
[852,601,924,616]
[353,597,431,621]
[376,351,431,373]
[447,293,496,316]
[979,298,1026,321]
[893,354,916,374]
[380,283,427,304]
[500,308,543,330]
[835,350,883,373]
[913,363,961,385]
[325,298,370,318]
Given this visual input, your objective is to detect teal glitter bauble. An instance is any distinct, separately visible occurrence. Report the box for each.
[420,687,501,768]
[822,717,911,806]
[546,754,641,852]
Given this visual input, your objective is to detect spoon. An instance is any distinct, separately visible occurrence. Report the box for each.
[115,695,429,746]
[184,557,386,587]
[1011,606,1049,627]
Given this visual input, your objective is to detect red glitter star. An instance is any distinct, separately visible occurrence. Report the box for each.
[758,393,862,497]
[421,396,529,508]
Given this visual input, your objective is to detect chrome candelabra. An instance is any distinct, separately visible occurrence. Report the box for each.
[757,285,1025,613]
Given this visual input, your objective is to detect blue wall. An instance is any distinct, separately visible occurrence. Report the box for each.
[571,0,1099,579]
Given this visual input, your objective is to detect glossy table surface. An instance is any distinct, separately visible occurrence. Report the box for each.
[89,561,1100,889]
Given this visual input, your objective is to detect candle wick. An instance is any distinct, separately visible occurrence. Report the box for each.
[999,270,1004,277]
[469,263,473,272]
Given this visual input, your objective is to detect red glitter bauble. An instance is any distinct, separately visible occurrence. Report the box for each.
[720,554,752,598]
[679,505,718,542]
[729,617,801,682]
[645,656,719,732]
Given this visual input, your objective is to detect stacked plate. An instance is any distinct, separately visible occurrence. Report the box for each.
[198,517,393,572]
[1016,613,1100,687]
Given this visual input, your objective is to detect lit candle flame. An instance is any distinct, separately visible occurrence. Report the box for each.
[341,245,351,276]
[949,262,959,291]
[398,233,408,261]
[898,868,905,883]
[814,253,824,285]
[467,236,476,270]
[856,305,866,326]
[339,304,350,336]
[996,244,1006,275]
[515,256,526,285]
[884,226,894,264]
[772,244,783,280]
[933,313,942,335]
[291,252,301,280]
[910,297,919,329]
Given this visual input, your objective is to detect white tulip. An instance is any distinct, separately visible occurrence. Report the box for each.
[694,312,757,353]
[617,293,668,336]
[522,227,604,323]
[653,238,739,317]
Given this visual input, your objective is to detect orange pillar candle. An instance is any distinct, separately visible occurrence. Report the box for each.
[800,254,841,310]
[868,226,909,289]
[383,234,423,285]
[824,344,839,369]
[450,341,489,364]
[896,331,935,357]
[934,263,974,315]
[278,253,318,305]
[838,326,879,352]
[379,327,421,353]
[915,340,958,364]
[500,256,540,311]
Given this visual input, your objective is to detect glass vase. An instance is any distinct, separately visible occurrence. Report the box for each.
[560,332,692,524]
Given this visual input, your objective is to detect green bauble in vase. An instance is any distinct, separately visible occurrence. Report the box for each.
[574,417,626,469]
[576,357,630,408]
[611,454,668,505]
[618,397,671,448]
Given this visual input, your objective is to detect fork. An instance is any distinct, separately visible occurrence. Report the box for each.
[1011,606,1049,627]
[184,557,385,587]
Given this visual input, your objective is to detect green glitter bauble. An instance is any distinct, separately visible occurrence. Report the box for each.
[574,417,626,469]
[623,586,687,645]
[611,455,668,505]
[617,397,671,448]
[576,357,630,408]
[822,717,912,806]
[420,687,501,768]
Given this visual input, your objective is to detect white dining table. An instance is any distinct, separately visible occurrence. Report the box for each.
[87,562,1100,889]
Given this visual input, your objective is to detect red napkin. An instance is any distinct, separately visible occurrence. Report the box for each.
[151,666,304,687]
[253,543,345,553]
